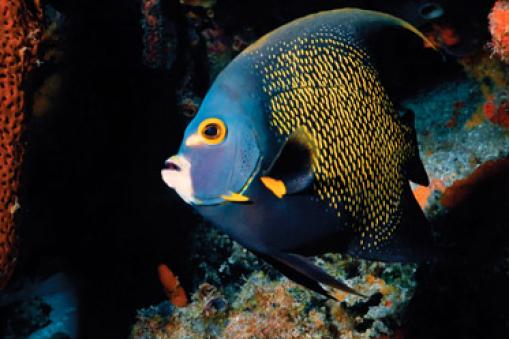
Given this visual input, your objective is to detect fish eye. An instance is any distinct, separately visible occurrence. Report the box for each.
[198,118,227,145]
[204,124,218,137]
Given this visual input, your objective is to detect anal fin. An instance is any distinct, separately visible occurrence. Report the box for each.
[257,250,366,299]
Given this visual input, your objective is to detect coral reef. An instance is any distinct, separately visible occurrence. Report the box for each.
[139,211,419,337]
[141,0,177,70]
[0,0,43,289]
[170,0,258,119]
[132,261,416,338]
[483,94,509,129]
[489,0,509,63]
[412,178,446,209]
[406,53,509,198]
[424,23,460,49]
[440,158,509,209]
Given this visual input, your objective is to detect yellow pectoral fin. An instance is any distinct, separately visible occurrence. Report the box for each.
[261,176,287,198]
[221,192,251,203]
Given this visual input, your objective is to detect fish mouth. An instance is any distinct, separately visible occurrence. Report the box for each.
[161,155,197,204]
[164,159,181,172]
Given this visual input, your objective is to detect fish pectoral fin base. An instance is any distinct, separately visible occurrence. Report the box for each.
[263,127,315,197]
[257,250,365,299]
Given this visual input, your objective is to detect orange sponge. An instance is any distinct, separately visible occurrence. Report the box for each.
[0,0,42,289]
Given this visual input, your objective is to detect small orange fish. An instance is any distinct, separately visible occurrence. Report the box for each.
[157,264,188,307]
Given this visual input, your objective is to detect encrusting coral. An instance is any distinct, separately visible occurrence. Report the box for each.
[0,0,42,289]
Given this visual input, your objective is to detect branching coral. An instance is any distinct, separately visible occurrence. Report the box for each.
[0,0,42,289]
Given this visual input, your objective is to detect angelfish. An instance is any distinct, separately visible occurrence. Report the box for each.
[161,8,436,299]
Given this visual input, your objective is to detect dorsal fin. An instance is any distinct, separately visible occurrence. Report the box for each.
[342,9,438,49]
[341,9,445,102]
[243,9,445,102]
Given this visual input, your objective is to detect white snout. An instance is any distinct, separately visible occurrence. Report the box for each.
[161,155,195,204]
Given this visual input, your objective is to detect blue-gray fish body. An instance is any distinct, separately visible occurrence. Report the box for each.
[162,8,434,298]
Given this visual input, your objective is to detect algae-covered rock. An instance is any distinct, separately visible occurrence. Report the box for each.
[132,261,416,338]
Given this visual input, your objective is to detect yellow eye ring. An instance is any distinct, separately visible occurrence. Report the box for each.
[198,118,227,145]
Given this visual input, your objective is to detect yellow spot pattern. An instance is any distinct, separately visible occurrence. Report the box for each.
[249,28,415,251]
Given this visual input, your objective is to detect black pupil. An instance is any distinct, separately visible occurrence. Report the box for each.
[204,124,218,137]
